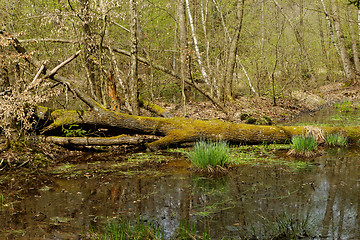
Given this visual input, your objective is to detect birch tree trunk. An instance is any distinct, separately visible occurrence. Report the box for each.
[333,0,357,82]
[129,0,140,115]
[185,0,211,86]
[320,0,340,56]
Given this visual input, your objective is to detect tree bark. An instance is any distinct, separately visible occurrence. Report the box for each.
[177,0,188,116]
[129,0,140,115]
[185,0,211,86]
[80,0,100,101]
[332,0,357,82]
[44,135,145,147]
[347,7,360,72]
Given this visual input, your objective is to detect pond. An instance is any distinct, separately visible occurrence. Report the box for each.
[0,104,359,239]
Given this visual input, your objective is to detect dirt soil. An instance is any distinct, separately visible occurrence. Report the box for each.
[156,82,360,124]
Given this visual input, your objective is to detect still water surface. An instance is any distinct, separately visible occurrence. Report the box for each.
[1,106,359,239]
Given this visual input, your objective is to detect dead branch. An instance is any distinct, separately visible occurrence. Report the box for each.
[42,50,81,79]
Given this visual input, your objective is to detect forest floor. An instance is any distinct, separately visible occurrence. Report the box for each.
[157,82,360,124]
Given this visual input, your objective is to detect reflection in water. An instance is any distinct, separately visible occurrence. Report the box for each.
[1,149,359,239]
[1,106,360,239]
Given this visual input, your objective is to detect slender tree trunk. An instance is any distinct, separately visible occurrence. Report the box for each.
[332,0,357,82]
[177,0,188,116]
[223,0,245,101]
[80,0,100,101]
[200,0,215,97]
[185,0,211,86]
[320,0,340,56]
[347,7,360,72]
[129,0,140,115]
[318,4,329,72]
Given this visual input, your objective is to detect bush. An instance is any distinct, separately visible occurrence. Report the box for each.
[187,140,231,171]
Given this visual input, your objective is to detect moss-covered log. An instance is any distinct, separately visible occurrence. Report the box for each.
[36,106,360,149]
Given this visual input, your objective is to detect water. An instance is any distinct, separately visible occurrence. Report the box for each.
[1,106,360,239]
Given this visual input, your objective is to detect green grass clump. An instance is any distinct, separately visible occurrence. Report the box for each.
[325,133,348,147]
[188,140,231,171]
[100,218,164,240]
[290,135,317,152]
[288,135,318,158]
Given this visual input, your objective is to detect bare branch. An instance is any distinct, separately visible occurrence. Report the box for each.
[106,45,227,113]
[26,62,47,92]
[42,50,81,79]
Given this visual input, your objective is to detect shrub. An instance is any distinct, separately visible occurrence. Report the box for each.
[325,133,347,147]
[187,140,231,171]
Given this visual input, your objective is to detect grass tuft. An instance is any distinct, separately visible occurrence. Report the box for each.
[94,217,164,240]
[325,133,348,147]
[187,140,231,172]
[288,135,318,158]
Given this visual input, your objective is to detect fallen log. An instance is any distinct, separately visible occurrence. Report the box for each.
[36,106,360,150]
[44,135,144,147]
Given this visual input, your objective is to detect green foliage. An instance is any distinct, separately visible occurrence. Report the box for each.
[63,125,87,137]
[325,133,348,147]
[290,135,318,153]
[246,117,257,124]
[91,217,211,240]
[334,101,359,112]
[99,218,164,240]
[187,140,231,171]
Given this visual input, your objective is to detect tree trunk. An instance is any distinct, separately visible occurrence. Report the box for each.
[185,0,211,86]
[129,0,140,115]
[80,0,100,101]
[347,7,360,72]
[333,0,357,82]
[177,0,188,116]
[36,106,360,150]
